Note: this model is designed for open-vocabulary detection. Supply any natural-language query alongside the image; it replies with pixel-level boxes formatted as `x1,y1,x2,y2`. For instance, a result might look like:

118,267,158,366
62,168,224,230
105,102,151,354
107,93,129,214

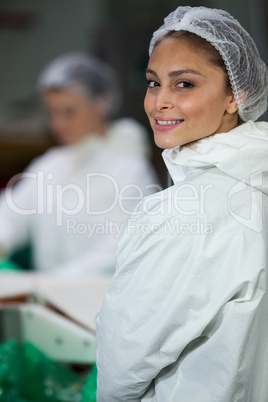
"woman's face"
43,89,106,145
144,38,238,149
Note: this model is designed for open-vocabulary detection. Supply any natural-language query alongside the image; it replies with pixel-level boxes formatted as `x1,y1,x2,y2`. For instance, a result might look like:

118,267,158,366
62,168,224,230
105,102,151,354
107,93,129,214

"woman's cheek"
178,96,204,117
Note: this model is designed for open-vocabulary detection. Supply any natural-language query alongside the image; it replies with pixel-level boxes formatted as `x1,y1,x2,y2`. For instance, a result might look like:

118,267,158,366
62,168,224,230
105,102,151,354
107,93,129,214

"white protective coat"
0,118,159,274
97,120,268,401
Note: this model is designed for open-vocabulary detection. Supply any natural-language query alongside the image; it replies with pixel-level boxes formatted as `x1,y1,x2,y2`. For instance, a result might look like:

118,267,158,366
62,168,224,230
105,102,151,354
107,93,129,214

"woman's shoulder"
117,166,268,279
128,165,267,241
134,168,233,218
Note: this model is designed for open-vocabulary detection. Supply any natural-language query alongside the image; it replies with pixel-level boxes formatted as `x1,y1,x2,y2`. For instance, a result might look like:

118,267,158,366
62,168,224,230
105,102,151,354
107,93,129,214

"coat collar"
162,120,268,195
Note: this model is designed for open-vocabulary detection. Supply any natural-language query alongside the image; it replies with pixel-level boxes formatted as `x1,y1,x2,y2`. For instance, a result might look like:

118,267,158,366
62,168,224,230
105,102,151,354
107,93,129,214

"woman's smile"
154,117,184,131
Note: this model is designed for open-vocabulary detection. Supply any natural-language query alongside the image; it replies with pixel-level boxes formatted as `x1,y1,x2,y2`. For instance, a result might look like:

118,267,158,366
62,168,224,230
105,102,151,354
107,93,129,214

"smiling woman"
144,36,238,148
96,6,268,402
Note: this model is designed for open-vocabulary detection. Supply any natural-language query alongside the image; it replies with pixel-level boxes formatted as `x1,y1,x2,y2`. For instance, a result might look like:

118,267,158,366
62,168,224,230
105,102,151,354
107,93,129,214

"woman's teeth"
156,120,183,125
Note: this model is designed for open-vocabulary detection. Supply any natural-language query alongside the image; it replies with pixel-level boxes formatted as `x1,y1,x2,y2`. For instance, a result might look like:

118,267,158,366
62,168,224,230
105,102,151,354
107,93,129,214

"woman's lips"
154,118,184,132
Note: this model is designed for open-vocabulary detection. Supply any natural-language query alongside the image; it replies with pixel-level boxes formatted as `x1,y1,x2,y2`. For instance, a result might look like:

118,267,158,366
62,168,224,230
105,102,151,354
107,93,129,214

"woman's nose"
155,88,174,111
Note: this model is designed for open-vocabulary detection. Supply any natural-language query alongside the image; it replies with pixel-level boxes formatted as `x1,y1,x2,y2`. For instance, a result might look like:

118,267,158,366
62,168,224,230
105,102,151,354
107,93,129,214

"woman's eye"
177,81,194,89
147,80,160,88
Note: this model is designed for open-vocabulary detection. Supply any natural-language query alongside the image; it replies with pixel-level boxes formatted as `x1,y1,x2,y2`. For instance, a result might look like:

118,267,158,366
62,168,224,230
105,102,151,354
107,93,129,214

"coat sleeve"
96,210,267,401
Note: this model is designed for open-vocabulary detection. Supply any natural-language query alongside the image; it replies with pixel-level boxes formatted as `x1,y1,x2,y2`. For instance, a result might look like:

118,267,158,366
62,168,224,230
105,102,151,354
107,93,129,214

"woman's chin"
153,133,183,149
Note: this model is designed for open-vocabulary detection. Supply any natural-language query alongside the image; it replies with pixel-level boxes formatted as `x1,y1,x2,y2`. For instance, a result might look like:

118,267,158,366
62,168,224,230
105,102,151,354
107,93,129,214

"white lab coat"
96,120,268,401
0,118,159,274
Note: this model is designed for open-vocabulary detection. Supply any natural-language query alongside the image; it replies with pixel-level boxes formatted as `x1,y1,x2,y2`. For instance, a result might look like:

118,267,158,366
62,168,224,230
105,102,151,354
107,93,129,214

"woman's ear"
226,91,248,115
226,93,239,115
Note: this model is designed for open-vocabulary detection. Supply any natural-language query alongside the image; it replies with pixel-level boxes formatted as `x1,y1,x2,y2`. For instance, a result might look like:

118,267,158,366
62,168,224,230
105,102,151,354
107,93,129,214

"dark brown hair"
155,30,232,95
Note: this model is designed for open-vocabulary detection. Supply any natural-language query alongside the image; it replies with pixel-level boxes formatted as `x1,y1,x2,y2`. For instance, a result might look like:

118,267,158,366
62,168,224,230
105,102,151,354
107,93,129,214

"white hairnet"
149,6,268,122
38,53,120,117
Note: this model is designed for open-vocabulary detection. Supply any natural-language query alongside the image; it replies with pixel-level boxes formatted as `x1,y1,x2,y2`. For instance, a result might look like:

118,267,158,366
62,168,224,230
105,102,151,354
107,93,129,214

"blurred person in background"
0,53,159,275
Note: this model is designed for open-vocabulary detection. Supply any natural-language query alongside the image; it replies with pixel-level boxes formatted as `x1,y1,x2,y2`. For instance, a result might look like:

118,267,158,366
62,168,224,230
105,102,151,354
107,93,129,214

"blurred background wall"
0,0,267,186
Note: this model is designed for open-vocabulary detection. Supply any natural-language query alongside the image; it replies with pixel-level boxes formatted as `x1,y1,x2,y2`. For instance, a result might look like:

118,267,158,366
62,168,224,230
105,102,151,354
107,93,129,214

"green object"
0,246,33,271
0,340,97,402
81,363,97,402
0,258,21,271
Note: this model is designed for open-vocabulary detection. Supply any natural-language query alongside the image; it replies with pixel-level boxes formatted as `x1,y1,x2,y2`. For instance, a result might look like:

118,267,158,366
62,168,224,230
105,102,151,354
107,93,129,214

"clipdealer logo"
4,171,162,226
5,168,264,235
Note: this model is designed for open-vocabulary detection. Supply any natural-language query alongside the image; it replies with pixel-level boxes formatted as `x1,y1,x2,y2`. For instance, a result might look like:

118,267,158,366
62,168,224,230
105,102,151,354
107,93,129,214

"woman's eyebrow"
169,69,204,77
146,68,204,77
146,68,158,77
